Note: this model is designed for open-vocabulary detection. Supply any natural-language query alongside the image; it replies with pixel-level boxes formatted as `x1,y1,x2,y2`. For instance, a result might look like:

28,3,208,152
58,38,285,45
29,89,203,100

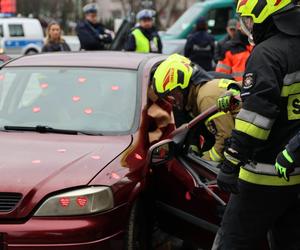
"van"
0,18,44,56
160,0,236,54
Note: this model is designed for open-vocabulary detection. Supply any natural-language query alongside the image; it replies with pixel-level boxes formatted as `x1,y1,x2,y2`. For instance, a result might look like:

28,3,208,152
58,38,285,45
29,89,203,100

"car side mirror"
149,139,175,166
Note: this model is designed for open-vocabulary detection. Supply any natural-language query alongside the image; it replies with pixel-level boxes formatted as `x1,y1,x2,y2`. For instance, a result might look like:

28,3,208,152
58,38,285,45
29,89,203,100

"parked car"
0,52,267,250
0,18,44,56
160,0,236,54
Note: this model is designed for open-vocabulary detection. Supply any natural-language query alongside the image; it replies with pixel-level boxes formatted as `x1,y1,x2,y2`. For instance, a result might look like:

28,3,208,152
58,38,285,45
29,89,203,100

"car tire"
125,198,154,250
25,49,38,55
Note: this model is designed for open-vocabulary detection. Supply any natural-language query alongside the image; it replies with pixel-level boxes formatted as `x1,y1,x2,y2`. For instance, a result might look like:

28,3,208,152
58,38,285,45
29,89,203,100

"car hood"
0,132,132,218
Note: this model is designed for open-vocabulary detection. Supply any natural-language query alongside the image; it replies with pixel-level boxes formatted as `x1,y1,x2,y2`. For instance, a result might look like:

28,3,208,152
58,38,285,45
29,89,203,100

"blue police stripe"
5,39,43,48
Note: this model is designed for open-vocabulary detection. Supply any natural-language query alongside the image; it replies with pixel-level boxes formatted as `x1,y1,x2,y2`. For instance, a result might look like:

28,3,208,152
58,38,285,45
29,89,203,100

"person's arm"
275,130,300,181
216,50,232,75
76,23,101,50
124,34,136,52
101,30,113,44
199,95,235,162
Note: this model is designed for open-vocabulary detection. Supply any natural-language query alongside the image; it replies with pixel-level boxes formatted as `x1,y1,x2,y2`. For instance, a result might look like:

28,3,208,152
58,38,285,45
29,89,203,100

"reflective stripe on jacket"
216,45,252,82
239,163,300,186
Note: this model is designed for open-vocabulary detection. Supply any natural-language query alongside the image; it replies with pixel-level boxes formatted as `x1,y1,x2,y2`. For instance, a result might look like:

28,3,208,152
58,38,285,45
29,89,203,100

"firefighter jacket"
216,31,252,82
230,32,300,186
186,79,239,162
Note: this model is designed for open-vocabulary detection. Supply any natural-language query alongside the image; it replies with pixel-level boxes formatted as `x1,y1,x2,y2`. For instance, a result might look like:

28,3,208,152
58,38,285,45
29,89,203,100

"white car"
0,17,44,56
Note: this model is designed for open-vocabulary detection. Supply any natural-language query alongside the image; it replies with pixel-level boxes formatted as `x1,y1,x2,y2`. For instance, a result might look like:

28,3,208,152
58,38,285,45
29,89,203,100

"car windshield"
0,67,137,135
166,4,203,36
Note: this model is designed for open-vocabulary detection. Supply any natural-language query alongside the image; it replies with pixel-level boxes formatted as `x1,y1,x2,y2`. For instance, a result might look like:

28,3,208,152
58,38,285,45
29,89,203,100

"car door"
151,144,228,249
5,23,25,55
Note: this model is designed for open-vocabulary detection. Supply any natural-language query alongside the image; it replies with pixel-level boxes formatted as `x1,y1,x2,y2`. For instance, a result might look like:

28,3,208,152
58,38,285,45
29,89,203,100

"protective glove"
275,148,300,181
217,88,240,112
217,148,244,194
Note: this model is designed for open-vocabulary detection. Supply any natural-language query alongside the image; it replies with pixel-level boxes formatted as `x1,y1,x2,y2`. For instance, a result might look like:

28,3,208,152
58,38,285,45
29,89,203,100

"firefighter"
213,0,300,249
125,9,162,53
215,21,252,82
152,54,240,162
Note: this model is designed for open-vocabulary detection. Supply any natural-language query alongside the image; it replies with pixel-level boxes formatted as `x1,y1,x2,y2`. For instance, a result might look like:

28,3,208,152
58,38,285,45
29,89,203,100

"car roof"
0,17,40,23
4,52,162,70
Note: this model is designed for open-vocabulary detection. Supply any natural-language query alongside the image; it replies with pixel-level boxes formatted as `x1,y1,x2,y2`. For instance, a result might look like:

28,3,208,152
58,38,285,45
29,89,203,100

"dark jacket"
184,30,215,71
230,26,300,165
42,41,71,52
125,27,162,53
76,21,112,51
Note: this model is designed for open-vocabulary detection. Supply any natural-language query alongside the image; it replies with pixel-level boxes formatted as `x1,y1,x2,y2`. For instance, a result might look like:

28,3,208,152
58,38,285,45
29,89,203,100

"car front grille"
0,193,22,212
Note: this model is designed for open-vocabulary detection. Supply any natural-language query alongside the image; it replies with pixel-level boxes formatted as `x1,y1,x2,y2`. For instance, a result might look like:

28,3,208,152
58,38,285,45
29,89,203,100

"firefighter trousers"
212,180,300,250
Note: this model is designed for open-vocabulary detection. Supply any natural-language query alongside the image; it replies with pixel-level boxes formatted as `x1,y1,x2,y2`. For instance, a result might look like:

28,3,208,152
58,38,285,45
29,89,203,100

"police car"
0,18,44,56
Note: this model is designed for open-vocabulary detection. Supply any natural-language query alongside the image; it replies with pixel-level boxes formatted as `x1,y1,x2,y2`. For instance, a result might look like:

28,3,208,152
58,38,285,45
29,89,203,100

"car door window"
9,24,24,37
207,7,233,35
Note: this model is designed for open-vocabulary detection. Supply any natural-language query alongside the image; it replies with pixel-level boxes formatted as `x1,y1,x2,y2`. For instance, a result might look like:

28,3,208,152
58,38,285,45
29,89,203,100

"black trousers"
212,181,300,250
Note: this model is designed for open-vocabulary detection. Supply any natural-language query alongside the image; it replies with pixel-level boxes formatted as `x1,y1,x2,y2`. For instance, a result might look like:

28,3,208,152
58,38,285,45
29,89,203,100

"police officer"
125,9,162,53
152,54,240,162
76,3,112,51
213,0,300,249
184,17,215,71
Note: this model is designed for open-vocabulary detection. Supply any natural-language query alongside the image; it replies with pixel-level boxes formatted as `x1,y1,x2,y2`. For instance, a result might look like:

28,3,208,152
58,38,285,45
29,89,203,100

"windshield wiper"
4,125,103,136
4,125,78,135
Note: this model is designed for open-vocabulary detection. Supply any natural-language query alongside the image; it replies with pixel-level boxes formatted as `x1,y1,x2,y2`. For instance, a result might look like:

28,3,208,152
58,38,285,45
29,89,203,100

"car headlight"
34,186,114,216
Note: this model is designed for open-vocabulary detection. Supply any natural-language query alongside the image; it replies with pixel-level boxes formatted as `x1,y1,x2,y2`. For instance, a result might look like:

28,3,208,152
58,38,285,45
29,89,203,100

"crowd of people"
41,3,251,85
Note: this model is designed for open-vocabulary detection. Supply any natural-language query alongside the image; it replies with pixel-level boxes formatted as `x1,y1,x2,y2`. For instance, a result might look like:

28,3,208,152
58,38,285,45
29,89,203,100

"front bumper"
0,204,128,250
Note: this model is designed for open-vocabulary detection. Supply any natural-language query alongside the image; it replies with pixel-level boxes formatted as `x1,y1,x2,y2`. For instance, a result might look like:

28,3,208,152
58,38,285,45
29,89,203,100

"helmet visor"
239,16,255,45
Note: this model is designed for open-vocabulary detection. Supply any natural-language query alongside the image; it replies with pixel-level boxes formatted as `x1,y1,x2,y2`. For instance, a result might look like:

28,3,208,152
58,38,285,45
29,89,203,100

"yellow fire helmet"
237,0,293,24
166,53,191,64
153,56,193,97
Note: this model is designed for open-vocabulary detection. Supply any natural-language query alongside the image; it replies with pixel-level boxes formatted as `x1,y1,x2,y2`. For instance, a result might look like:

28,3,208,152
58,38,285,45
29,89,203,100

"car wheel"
125,198,154,250
25,49,38,55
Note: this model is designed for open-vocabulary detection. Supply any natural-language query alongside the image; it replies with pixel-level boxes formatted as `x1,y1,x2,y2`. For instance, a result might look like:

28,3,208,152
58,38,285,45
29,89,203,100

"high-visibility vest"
132,29,158,53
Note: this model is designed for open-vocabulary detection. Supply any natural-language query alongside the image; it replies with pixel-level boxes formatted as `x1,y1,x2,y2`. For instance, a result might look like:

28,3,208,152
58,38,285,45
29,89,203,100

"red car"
0,52,266,250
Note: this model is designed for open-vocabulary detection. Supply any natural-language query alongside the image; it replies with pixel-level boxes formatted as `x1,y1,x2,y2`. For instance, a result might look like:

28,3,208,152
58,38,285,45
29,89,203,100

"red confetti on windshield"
32,160,41,164
91,155,100,160
111,85,120,91
84,108,93,115
40,83,48,89
78,77,87,84
72,96,81,102
0,75,5,80
111,172,121,180
134,153,143,160
32,107,41,113
185,192,191,201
